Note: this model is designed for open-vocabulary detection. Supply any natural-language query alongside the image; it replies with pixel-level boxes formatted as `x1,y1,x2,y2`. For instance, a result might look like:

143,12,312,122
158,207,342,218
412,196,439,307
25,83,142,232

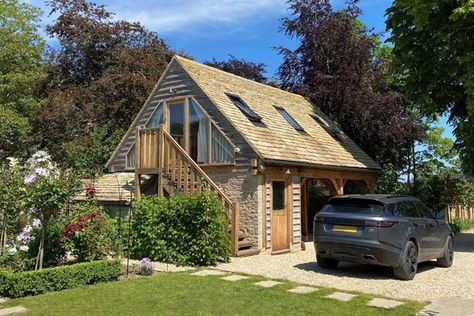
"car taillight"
364,220,398,227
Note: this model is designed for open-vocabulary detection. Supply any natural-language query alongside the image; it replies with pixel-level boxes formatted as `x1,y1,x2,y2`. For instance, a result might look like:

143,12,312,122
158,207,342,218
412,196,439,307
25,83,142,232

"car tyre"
317,255,339,269
393,240,418,280
437,235,454,268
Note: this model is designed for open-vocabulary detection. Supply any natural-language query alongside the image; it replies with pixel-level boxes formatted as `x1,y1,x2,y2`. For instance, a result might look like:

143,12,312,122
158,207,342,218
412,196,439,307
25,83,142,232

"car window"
322,199,384,216
397,201,422,218
415,201,434,219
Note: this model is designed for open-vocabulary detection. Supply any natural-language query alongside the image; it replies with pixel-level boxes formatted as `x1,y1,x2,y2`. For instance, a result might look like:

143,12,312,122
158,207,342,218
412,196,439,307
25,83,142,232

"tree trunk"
0,222,7,256
35,224,45,270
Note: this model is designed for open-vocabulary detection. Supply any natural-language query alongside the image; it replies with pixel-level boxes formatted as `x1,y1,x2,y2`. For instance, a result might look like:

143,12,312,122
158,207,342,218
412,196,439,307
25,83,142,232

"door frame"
270,174,292,254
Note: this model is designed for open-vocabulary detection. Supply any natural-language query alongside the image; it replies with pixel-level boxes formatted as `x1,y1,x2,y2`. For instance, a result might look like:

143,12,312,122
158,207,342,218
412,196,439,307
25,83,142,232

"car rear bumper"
314,236,402,267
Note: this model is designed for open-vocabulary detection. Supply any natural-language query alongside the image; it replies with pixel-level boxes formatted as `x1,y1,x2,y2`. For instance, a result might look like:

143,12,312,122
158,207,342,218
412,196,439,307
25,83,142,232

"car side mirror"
435,212,444,220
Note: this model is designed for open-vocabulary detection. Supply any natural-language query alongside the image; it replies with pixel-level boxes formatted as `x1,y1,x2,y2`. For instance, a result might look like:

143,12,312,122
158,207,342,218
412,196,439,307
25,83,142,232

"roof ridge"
174,55,306,101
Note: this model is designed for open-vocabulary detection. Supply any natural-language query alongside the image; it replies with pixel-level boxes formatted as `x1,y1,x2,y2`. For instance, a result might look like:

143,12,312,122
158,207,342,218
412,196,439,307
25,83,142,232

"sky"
25,0,454,140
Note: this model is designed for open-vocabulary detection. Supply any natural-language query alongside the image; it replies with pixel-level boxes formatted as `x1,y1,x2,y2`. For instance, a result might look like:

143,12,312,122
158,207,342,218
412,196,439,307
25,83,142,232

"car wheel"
393,240,418,280
317,254,339,269
437,235,454,268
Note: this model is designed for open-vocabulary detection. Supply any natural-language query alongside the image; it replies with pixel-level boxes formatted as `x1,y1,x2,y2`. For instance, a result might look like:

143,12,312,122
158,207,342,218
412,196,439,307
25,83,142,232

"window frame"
124,96,236,170
274,106,305,132
226,93,262,123
309,113,345,142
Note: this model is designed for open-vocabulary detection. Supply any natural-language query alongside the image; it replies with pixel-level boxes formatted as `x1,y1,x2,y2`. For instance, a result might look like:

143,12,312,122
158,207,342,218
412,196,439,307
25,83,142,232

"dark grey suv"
313,195,453,280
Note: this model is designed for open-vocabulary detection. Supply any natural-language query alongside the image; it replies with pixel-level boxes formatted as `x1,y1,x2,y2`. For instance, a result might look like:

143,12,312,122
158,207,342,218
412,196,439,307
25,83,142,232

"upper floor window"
275,106,304,132
126,97,234,168
226,94,262,123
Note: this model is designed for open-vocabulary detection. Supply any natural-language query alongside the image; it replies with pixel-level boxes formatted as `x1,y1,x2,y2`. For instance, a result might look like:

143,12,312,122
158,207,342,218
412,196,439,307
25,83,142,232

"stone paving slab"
325,292,356,302
0,298,8,304
288,286,318,294
192,269,227,276
221,275,249,282
368,298,404,309
0,306,27,315
418,297,474,316
254,280,282,288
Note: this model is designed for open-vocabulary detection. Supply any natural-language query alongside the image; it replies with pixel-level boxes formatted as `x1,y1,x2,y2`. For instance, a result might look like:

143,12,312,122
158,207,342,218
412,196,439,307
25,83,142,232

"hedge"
0,259,121,298
132,192,231,266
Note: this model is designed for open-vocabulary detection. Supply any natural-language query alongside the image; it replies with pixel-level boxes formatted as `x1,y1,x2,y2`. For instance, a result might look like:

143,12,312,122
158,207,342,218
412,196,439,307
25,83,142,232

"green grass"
1,271,424,316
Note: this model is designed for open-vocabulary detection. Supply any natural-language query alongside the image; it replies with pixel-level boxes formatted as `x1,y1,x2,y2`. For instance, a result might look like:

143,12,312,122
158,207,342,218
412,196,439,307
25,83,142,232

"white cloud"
109,0,286,33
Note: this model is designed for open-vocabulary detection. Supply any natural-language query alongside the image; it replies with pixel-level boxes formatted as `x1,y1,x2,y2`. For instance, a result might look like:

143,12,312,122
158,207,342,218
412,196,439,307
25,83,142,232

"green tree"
0,0,45,160
34,0,174,175
386,0,474,173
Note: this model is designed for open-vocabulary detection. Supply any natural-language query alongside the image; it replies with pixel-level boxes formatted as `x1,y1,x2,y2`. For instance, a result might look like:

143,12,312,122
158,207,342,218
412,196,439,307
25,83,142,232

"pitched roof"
75,173,135,203
174,56,380,171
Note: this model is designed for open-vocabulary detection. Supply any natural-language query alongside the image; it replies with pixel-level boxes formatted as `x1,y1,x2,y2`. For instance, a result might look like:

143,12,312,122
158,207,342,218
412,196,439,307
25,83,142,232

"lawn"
1,271,424,316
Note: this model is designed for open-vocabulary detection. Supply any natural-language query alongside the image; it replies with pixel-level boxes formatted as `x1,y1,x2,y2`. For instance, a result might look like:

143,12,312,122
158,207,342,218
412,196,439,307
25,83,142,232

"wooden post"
134,127,141,200
301,178,307,240
157,126,164,196
232,202,240,257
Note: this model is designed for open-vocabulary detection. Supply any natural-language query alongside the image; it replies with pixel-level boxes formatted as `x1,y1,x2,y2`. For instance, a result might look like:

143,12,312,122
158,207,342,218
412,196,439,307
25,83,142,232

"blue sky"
26,0,454,140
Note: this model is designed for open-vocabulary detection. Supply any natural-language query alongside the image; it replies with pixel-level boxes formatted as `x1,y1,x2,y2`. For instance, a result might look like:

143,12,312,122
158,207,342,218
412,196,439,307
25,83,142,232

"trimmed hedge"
132,192,231,266
0,259,121,298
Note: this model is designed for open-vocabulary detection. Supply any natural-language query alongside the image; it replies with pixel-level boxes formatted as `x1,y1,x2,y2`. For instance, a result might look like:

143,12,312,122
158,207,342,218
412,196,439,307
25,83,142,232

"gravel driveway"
218,230,474,302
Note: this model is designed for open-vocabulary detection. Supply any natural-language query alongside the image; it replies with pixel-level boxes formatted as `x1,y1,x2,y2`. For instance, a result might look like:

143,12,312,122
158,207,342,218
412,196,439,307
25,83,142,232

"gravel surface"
217,230,474,302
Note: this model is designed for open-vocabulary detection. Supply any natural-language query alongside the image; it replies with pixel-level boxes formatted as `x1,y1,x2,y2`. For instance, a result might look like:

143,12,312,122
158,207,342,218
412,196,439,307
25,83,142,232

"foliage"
34,0,174,173
278,0,421,166
0,259,121,298
137,258,154,276
375,163,406,194
449,177,474,208
27,218,67,268
0,0,45,160
132,192,231,266
411,174,450,212
386,0,474,173
63,125,125,177
62,200,116,262
0,245,34,272
205,55,267,83
23,151,78,269
0,272,425,315
450,218,474,234
0,163,27,254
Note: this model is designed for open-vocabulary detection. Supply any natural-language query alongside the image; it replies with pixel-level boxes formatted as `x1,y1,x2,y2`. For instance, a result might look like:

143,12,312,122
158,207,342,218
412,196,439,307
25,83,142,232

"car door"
398,201,430,260
415,201,445,256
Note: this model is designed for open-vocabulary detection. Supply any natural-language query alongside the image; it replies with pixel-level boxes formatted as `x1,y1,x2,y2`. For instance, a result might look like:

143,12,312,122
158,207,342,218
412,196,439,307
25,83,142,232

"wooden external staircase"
134,126,258,257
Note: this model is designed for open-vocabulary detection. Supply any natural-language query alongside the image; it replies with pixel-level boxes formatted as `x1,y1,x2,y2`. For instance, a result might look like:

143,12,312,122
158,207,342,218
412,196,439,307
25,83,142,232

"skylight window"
310,113,345,142
275,106,304,132
227,94,262,122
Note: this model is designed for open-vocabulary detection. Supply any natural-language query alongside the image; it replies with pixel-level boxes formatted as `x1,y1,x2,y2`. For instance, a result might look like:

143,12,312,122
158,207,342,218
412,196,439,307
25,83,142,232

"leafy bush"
132,192,231,266
62,200,116,262
450,218,474,234
27,218,67,268
0,259,121,298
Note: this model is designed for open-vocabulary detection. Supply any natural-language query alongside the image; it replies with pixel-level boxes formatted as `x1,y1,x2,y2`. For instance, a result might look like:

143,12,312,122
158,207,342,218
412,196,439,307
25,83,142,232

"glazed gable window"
126,97,234,168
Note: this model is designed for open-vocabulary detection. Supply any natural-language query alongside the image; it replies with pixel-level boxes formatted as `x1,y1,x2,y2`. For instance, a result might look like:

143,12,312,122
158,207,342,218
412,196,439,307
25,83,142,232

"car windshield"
321,199,385,216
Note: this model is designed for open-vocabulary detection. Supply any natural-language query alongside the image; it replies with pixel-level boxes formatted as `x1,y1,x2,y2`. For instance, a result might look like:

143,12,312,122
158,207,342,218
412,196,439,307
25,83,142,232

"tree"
386,0,474,173
278,0,421,166
0,0,45,160
34,0,174,174
205,55,267,83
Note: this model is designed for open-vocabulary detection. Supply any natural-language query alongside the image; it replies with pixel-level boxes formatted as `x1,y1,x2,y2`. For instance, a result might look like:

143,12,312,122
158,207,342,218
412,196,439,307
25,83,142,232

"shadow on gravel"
294,260,439,280
454,231,474,253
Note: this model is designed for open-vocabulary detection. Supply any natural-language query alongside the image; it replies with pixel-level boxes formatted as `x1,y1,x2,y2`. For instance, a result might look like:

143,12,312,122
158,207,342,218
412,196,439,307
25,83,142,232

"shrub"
132,192,231,266
450,218,474,234
137,258,154,276
27,218,67,268
62,200,116,262
0,259,121,298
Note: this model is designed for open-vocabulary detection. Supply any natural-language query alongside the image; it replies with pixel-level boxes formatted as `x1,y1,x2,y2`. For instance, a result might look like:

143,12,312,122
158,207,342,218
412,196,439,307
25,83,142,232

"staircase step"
237,248,260,257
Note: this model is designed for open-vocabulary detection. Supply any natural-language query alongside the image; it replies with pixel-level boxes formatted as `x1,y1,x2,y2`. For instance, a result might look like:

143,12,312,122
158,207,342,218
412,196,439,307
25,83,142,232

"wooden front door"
271,179,290,252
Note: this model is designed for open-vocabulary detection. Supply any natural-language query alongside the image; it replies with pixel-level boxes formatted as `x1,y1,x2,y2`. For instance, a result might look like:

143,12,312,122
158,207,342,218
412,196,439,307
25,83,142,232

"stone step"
237,248,260,257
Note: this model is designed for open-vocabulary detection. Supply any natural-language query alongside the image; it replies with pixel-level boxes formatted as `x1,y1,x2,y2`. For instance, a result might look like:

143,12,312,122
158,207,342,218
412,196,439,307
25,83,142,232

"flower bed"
0,259,121,298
